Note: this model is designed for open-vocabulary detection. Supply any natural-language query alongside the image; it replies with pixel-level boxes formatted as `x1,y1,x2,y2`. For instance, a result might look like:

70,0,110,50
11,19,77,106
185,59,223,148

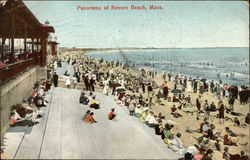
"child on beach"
84,112,97,123
108,108,117,121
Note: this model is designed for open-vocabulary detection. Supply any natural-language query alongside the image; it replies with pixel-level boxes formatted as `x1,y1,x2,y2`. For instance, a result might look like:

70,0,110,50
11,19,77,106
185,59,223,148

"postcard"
0,0,249,160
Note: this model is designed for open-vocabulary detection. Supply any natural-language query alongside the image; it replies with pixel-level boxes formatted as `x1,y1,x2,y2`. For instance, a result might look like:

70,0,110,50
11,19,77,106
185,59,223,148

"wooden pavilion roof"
0,0,55,38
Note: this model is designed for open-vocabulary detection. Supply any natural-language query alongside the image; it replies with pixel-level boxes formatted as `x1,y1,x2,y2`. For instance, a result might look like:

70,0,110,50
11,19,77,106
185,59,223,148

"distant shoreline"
59,47,249,53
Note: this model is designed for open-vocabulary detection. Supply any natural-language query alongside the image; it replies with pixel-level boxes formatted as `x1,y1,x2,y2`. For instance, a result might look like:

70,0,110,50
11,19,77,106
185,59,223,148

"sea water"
85,48,249,86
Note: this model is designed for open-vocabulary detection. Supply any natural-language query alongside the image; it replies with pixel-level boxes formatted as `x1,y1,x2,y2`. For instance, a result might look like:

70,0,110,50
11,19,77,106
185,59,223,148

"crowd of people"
49,52,249,160
9,79,51,127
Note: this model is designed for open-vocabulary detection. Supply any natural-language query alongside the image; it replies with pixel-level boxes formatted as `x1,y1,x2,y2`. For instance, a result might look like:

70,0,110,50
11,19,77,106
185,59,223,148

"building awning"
48,41,59,45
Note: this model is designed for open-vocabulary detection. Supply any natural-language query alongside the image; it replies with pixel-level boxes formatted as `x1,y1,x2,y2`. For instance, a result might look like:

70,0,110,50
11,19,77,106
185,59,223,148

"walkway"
3,87,181,159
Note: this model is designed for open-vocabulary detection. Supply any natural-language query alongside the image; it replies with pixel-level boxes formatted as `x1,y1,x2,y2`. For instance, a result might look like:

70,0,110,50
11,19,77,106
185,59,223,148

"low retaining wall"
0,66,47,139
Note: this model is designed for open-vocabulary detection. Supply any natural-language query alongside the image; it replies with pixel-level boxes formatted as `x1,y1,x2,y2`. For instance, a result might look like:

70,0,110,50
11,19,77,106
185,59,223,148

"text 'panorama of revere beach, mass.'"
76,5,165,11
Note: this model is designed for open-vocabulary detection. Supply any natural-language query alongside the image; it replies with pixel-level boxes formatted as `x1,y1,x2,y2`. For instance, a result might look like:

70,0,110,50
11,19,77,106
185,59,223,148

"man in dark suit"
53,71,59,87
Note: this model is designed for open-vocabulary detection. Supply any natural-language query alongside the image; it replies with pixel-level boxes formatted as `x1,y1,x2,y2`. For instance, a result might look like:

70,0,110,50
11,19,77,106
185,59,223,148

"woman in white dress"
187,80,193,93
102,79,109,95
65,77,71,88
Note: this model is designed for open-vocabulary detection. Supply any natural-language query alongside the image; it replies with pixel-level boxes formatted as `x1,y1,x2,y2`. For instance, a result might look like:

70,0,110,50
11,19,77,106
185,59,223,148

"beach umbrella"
116,87,126,93
171,89,182,94
177,85,184,90
200,78,207,82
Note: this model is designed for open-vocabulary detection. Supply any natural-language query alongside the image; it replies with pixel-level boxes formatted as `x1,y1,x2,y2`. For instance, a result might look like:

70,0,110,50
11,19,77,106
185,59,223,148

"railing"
0,58,36,84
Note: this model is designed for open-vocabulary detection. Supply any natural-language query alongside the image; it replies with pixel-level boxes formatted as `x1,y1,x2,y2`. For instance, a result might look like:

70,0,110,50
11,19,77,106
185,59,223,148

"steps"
4,87,181,159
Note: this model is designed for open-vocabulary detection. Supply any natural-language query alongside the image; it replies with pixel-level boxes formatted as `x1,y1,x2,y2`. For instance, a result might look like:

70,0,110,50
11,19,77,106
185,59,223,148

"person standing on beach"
228,93,235,113
193,80,198,93
215,84,222,99
75,70,81,83
196,97,201,111
128,97,136,116
65,77,71,88
147,83,154,104
162,81,169,98
199,81,204,94
90,75,96,92
141,80,146,93
83,72,90,90
102,78,110,95
210,80,215,93
218,103,225,124
52,71,59,87
187,80,193,93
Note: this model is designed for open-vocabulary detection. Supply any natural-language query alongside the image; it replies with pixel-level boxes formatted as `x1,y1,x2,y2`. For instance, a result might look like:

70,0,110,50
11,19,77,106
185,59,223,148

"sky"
25,1,249,48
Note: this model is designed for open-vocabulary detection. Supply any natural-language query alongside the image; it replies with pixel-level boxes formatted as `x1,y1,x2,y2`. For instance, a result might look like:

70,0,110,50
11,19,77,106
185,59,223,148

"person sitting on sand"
180,144,200,160
223,134,237,146
223,147,230,160
214,139,221,151
154,119,164,138
171,105,183,118
89,96,100,109
193,148,205,160
200,121,209,135
155,112,163,119
108,108,117,121
173,95,180,102
245,113,250,124
163,123,174,148
145,111,157,127
84,112,97,123
170,133,186,155
201,149,213,160
139,108,149,123
225,127,244,138
83,110,90,121
233,117,240,126
208,101,217,112
171,105,177,113
239,151,249,160
134,105,143,118
205,124,217,140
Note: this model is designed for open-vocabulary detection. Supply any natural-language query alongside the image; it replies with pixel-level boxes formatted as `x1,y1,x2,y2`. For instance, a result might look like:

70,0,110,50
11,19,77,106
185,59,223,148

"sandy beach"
54,49,249,160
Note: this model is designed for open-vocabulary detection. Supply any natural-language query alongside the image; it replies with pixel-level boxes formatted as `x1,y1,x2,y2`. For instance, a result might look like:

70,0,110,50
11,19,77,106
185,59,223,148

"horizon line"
59,46,249,49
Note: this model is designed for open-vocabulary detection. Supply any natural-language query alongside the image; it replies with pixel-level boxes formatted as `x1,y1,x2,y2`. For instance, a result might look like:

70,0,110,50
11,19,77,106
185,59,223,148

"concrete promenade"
3,87,181,159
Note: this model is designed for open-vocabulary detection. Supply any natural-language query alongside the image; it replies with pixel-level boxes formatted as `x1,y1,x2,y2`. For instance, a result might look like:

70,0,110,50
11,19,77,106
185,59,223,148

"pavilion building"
0,0,58,138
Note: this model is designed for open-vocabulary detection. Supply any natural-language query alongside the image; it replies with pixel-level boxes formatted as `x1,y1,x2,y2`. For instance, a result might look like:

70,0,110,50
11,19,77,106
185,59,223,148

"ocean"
85,47,249,86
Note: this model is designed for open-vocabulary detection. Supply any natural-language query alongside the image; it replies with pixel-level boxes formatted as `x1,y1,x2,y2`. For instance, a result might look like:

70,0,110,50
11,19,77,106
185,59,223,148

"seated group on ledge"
9,79,51,127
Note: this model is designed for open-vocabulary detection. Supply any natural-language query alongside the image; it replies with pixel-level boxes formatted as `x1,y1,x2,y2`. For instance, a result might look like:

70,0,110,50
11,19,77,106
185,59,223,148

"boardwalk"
4,87,181,159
